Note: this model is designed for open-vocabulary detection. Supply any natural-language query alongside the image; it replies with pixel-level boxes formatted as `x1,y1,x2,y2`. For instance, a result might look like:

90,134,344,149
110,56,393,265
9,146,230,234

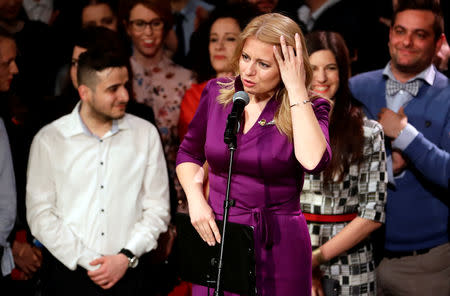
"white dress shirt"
26,104,170,271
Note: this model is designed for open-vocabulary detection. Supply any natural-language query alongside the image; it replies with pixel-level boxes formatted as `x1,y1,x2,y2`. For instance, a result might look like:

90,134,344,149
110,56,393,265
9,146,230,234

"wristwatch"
119,248,139,268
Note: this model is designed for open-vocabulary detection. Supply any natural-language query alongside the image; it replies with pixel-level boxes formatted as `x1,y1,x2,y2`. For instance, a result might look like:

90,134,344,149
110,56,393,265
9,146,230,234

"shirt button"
101,232,104,236
100,185,104,189
100,162,104,165
100,139,103,143
101,209,104,213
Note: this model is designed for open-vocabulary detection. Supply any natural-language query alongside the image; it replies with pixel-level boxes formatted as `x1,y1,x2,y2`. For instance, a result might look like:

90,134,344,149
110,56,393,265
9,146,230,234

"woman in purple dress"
176,13,331,296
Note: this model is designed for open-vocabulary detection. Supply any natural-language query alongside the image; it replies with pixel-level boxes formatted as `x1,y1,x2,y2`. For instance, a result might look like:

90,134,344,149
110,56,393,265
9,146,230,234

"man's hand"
392,149,408,175
377,107,408,139
87,254,129,290
12,240,43,278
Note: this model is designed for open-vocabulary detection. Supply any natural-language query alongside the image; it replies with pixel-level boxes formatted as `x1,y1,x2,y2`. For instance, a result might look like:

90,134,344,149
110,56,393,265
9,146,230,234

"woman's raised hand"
273,33,307,96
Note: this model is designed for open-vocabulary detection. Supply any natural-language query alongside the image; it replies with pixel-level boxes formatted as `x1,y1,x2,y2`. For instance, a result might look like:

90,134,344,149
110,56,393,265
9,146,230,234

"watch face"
129,256,139,268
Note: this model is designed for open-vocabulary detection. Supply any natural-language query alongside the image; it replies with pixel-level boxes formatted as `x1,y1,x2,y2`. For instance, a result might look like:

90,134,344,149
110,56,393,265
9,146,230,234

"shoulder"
362,118,385,149
350,69,384,87
45,112,73,134
33,118,65,148
363,118,384,137
123,113,158,135
311,97,332,112
432,71,450,92
202,77,233,97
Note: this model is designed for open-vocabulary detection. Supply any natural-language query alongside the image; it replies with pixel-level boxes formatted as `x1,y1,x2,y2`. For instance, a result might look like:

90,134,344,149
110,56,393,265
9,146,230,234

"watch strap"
119,248,135,260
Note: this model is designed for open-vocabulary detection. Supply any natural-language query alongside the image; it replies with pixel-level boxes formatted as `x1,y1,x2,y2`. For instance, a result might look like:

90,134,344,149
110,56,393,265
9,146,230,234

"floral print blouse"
130,54,195,205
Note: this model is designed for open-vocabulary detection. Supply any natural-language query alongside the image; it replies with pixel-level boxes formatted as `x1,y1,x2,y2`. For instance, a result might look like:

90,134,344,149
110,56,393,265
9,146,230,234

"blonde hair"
217,13,313,140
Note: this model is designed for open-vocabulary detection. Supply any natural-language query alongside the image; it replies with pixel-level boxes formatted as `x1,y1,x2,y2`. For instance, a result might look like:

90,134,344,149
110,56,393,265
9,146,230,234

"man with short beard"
349,0,450,295
26,49,170,296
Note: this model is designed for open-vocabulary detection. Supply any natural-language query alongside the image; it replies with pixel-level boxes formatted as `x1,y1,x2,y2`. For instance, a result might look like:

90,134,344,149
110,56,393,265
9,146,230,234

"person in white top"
26,48,170,295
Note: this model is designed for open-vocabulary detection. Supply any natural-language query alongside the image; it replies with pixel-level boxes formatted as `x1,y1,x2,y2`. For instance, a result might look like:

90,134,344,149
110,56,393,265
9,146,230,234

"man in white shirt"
26,48,170,295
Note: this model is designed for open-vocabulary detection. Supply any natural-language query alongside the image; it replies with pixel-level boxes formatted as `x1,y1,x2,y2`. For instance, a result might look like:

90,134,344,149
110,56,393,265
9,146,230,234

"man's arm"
26,131,101,271
124,125,171,256
378,107,450,188
0,118,16,276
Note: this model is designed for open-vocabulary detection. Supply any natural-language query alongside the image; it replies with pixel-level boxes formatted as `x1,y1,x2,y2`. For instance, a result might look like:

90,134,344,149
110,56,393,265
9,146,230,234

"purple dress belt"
213,197,301,249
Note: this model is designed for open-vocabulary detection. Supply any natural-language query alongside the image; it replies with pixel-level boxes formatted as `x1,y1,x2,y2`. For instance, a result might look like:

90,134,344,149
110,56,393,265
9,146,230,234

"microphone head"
233,91,250,106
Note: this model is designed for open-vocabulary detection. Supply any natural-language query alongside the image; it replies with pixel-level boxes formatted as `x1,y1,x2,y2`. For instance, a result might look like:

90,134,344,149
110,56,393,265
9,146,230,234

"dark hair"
80,0,117,10
188,2,260,82
393,0,444,41
77,49,128,89
0,26,15,42
119,0,173,36
74,26,126,56
306,31,365,183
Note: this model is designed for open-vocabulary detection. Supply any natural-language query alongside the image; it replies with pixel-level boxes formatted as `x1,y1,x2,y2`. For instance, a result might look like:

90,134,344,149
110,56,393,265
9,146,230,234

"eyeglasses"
129,19,164,32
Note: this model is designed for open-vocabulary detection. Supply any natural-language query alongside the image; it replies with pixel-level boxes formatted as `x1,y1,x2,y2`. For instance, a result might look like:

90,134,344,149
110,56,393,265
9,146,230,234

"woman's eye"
259,62,269,68
242,54,249,61
226,37,236,42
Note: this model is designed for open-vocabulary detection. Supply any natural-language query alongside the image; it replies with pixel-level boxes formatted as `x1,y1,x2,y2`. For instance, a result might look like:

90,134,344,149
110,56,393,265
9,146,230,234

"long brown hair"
306,31,364,183
217,13,313,141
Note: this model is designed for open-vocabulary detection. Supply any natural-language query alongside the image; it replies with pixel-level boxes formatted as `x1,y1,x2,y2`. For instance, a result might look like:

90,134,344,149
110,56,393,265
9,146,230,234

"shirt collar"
61,101,129,138
383,62,436,86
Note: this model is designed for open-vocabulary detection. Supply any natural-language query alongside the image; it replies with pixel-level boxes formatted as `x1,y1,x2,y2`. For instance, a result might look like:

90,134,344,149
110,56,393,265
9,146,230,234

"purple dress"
176,77,331,296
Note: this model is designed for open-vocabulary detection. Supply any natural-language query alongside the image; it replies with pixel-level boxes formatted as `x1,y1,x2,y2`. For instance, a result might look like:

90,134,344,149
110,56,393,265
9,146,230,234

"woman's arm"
273,34,328,170
176,162,221,246
312,217,381,268
314,120,387,267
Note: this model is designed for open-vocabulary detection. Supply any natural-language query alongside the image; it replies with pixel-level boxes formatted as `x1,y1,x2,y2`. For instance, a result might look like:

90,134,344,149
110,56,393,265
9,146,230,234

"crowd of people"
0,0,448,296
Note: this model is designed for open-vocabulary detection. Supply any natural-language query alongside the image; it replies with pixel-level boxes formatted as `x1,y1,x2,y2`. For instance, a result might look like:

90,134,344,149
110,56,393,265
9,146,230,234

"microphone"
224,91,250,145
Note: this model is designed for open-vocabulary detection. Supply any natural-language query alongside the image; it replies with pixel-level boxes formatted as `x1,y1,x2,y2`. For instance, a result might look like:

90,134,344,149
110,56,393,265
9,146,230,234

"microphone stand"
214,113,239,296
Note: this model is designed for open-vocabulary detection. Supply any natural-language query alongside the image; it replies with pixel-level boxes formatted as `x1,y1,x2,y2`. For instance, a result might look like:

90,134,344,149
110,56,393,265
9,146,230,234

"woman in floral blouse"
122,0,195,208
300,31,387,296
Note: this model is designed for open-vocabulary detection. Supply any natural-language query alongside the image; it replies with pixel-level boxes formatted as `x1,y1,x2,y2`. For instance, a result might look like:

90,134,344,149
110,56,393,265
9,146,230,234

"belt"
384,248,431,259
212,198,301,250
303,212,357,223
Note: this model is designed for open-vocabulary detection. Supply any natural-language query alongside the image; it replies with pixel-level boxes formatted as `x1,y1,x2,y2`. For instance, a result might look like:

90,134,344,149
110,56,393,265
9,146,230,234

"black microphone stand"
214,112,239,296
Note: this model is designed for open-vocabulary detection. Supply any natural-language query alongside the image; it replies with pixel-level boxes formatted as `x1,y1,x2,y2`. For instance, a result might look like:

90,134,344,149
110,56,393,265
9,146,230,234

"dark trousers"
39,250,155,296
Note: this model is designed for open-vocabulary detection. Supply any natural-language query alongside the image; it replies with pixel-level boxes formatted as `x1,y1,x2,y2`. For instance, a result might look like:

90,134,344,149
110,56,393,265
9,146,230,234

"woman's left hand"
273,33,307,96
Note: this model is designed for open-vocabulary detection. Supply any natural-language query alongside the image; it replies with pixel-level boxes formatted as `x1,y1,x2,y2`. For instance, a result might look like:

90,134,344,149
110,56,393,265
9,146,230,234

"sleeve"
358,121,387,223
303,98,332,174
0,118,16,247
176,80,214,167
178,85,202,142
26,131,101,271
125,125,171,257
390,111,450,189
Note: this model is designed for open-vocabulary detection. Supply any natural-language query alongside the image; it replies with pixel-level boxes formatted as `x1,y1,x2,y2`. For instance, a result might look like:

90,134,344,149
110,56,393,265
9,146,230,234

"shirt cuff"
392,123,419,150
77,249,102,271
